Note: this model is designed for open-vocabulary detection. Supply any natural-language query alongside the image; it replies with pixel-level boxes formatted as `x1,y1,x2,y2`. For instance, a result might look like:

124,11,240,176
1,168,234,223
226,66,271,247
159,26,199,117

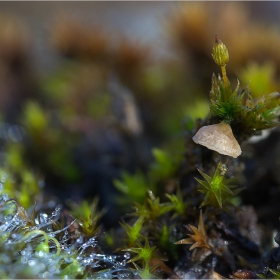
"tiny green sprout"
123,237,164,278
155,223,178,260
175,211,211,251
124,237,157,265
120,216,145,247
149,148,178,181
195,162,240,208
69,198,105,237
131,262,159,279
132,190,173,221
158,223,170,248
114,170,149,208
165,187,186,218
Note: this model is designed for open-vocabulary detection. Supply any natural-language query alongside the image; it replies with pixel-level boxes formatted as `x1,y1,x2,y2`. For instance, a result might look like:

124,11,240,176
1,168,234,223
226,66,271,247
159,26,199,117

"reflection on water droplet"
28,259,36,266
102,272,111,278
37,251,46,258
123,252,130,260
76,237,83,244
119,260,126,266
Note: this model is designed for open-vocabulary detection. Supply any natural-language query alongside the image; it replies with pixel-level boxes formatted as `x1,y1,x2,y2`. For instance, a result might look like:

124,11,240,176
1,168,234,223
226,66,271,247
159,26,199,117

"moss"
2,5,280,278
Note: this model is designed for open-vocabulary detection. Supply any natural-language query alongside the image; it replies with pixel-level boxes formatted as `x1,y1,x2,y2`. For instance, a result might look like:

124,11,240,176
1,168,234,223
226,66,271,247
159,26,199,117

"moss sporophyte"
212,35,229,68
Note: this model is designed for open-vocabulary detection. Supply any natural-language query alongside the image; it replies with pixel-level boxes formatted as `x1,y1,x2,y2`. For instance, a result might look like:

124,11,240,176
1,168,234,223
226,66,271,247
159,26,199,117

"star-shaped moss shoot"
175,211,211,251
122,237,164,278
195,162,239,208
123,237,157,265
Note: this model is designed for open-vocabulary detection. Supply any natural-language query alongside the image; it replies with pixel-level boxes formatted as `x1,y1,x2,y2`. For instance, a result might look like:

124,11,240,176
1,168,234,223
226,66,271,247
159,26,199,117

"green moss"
2,23,280,278
209,43,280,135
123,237,162,279
69,198,104,238
195,162,241,208
120,217,145,247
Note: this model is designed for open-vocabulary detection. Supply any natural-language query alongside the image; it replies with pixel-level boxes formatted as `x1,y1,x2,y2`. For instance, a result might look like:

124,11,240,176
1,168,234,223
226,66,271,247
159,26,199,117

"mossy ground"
1,2,280,279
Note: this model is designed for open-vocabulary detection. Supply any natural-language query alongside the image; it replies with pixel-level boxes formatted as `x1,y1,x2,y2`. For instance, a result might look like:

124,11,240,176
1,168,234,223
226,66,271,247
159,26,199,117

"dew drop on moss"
76,236,83,244
118,260,126,266
123,252,130,260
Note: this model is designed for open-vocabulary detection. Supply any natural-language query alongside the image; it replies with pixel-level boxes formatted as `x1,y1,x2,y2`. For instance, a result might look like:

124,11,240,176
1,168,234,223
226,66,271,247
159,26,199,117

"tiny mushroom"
192,122,242,158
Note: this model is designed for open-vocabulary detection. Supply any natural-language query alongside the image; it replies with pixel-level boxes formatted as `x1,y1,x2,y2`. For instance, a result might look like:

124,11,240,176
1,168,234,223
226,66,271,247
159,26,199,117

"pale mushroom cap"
192,122,242,158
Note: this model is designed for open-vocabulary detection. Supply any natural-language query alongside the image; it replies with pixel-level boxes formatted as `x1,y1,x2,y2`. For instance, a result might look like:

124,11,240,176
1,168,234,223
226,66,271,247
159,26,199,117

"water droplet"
119,260,126,266
76,237,83,244
37,251,46,258
123,252,130,260
46,227,52,232
41,213,48,222
28,259,36,266
83,258,90,265
102,272,111,278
